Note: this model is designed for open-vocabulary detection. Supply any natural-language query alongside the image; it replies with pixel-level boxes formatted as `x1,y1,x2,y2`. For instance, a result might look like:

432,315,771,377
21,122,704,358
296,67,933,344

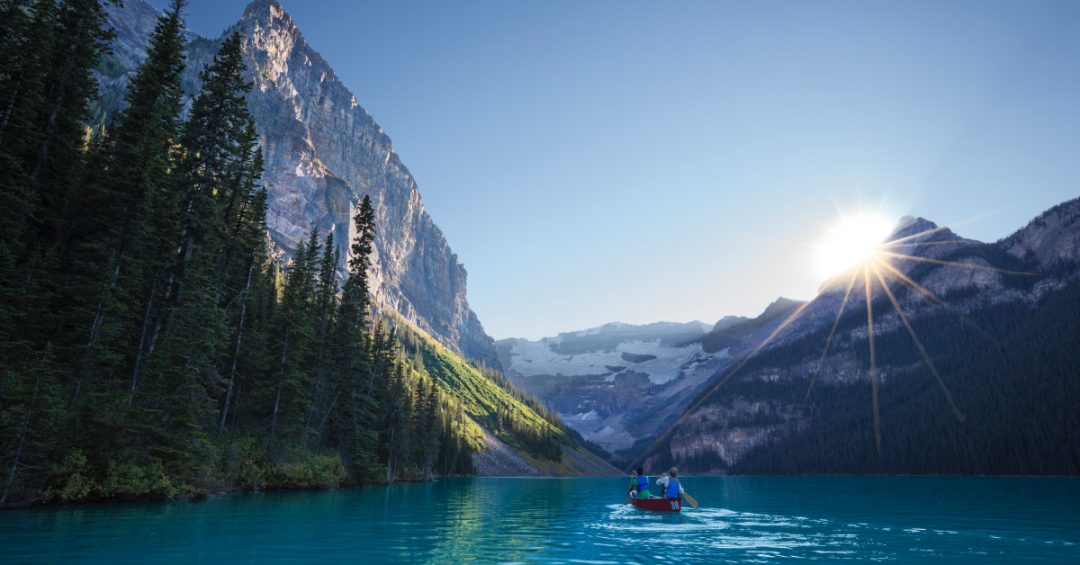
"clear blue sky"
153,0,1080,339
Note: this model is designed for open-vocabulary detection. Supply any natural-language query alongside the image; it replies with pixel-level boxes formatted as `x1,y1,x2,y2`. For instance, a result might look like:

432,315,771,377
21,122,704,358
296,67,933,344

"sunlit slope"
396,319,618,476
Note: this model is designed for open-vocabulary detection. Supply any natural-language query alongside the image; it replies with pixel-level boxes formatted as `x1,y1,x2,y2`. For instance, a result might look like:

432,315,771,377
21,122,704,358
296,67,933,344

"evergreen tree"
413,378,440,481
220,188,269,432
332,195,378,480
305,232,340,449
265,229,318,457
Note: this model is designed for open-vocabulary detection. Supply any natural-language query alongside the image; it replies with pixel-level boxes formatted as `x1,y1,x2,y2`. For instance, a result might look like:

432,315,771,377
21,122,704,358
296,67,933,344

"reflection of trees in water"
426,478,561,562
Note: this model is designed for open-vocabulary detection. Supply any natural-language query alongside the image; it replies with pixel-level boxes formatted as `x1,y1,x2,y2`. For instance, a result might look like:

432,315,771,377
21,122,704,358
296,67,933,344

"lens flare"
815,213,895,278
635,205,1035,468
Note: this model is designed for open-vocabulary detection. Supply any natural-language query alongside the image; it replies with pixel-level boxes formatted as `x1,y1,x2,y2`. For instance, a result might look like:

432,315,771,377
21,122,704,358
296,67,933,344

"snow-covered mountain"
497,310,805,464
97,0,498,367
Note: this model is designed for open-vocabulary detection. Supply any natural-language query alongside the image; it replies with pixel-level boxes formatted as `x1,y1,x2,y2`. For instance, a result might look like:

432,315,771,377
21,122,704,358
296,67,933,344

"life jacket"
665,478,680,499
635,475,649,493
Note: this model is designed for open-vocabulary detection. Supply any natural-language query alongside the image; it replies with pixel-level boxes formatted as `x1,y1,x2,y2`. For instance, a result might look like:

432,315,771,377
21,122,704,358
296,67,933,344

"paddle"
682,492,699,508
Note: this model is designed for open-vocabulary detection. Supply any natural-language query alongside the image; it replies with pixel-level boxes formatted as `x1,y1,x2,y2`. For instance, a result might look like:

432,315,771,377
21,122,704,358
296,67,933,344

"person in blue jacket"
656,467,684,499
627,467,653,498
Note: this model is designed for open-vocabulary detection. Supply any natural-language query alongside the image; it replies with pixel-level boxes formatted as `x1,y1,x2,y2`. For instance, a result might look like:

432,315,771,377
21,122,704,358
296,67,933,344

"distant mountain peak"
888,216,958,244
761,296,804,318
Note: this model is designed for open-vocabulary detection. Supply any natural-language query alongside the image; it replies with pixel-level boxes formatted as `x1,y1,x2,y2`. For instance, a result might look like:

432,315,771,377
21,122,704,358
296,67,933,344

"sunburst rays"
650,217,1035,466
879,251,1033,276
870,263,966,422
863,263,882,452
798,220,1027,450
805,271,858,402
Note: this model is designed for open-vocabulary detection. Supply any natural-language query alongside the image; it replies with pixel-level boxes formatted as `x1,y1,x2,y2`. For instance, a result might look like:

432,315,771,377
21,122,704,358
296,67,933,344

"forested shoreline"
0,0,575,508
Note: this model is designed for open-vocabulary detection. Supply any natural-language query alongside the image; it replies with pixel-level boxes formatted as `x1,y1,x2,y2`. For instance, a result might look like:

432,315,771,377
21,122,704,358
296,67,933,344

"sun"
815,212,896,279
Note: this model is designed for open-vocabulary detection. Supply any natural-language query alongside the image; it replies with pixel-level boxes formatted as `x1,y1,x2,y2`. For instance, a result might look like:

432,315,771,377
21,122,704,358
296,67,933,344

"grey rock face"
99,0,498,367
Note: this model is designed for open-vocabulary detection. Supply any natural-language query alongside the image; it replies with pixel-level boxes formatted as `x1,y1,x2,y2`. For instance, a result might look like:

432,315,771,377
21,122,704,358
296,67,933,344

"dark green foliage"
0,2,575,507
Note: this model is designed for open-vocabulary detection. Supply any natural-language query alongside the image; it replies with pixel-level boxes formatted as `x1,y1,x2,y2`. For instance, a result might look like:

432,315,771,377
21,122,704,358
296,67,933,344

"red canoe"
630,496,682,512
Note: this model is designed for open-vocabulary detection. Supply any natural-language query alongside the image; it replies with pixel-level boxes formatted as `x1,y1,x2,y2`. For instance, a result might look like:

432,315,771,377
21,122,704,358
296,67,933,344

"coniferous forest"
0,0,554,507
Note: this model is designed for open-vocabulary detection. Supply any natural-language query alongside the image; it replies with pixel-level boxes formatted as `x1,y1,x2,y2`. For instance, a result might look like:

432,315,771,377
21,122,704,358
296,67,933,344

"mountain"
497,308,811,466
511,200,1080,473
638,198,1080,475
90,0,615,477
97,0,498,368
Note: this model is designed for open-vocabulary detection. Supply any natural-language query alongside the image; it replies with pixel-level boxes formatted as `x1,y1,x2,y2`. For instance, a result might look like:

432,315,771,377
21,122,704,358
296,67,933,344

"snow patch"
508,338,705,385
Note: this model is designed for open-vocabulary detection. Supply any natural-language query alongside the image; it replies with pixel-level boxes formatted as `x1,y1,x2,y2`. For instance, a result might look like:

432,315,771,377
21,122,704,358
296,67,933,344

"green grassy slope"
392,317,617,476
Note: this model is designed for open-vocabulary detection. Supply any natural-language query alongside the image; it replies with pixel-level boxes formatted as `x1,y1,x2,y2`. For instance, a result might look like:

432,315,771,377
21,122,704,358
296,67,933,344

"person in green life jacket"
627,467,653,498
656,467,684,499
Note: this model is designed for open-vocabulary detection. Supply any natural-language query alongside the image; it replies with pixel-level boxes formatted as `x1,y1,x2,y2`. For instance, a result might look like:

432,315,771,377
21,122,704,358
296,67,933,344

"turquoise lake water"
2,476,1079,563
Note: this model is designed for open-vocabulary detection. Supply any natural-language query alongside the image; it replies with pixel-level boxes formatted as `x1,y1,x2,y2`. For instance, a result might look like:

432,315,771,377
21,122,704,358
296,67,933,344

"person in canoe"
656,467,684,499
627,467,654,499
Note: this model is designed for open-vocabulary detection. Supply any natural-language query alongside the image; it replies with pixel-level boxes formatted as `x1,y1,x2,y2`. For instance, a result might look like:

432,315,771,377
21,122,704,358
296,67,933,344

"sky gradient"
152,0,1080,339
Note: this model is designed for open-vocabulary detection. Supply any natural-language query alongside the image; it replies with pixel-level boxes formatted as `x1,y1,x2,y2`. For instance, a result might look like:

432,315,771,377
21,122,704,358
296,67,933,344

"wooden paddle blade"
683,493,698,508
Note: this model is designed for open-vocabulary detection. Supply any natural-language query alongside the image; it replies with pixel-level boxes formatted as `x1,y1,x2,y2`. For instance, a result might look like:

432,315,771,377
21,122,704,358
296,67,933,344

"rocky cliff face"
99,0,498,367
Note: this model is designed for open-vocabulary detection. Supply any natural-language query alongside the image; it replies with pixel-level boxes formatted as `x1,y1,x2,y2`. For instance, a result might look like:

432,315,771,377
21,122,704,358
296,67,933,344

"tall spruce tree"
265,229,318,457
333,195,378,480
305,232,340,450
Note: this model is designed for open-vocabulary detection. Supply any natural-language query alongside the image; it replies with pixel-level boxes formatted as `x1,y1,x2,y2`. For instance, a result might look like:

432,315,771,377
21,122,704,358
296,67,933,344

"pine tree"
265,230,318,457
0,0,113,506
332,195,378,480
415,379,441,481
305,232,340,449
220,188,269,432
382,359,411,484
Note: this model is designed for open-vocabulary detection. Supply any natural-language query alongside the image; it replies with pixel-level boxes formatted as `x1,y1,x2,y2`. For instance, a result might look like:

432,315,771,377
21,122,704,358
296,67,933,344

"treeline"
649,272,1080,475
0,0,476,507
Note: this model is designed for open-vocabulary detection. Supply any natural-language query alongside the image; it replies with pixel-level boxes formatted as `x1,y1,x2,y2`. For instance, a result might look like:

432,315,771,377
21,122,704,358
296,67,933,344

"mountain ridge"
506,202,1080,473
638,198,1080,474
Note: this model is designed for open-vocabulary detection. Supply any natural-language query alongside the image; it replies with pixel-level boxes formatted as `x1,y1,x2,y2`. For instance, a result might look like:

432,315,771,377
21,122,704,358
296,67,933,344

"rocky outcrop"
99,0,498,367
